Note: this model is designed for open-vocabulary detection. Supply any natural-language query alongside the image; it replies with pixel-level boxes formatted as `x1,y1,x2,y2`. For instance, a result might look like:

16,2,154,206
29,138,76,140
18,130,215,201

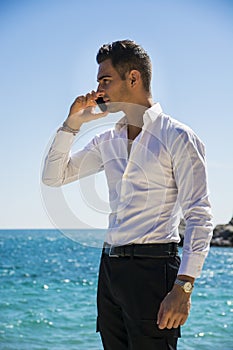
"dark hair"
96,40,152,92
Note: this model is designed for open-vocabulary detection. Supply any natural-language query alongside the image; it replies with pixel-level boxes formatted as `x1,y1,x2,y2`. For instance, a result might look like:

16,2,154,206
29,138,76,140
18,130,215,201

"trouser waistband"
102,242,178,258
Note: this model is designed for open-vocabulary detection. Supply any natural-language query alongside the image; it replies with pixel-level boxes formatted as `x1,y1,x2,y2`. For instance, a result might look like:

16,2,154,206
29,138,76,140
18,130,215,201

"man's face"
97,59,131,113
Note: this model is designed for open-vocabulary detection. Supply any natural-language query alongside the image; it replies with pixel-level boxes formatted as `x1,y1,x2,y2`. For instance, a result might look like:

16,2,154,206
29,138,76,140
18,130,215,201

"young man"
42,40,213,350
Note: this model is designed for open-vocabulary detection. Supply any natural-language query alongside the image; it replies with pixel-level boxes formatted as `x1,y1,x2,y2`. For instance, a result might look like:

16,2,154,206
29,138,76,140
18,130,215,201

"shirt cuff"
51,130,75,153
178,251,207,278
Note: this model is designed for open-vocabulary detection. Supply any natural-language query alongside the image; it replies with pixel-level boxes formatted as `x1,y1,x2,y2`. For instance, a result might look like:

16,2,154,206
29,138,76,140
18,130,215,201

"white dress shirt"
42,103,213,278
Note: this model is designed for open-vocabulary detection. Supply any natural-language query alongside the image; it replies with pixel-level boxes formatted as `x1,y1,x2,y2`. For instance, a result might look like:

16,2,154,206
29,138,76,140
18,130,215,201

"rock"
211,217,233,247
178,217,233,247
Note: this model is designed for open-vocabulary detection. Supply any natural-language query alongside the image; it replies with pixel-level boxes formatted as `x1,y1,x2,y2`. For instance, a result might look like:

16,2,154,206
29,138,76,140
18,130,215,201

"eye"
103,79,111,85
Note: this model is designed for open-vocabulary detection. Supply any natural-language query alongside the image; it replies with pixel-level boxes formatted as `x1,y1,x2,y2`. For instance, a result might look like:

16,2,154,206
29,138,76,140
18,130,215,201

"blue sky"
0,0,232,229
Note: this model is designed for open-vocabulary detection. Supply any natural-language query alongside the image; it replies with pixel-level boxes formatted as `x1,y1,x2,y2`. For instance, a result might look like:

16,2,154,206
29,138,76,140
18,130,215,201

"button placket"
115,129,142,224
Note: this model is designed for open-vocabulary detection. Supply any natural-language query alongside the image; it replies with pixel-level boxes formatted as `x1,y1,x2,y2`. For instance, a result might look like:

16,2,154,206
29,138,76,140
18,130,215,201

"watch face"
184,282,193,293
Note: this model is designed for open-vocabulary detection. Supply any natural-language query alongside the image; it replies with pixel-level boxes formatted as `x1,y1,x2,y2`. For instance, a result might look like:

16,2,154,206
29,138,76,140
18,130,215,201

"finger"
158,316,169,329
179,315,188,326
86,92,99,108
70,96,85,112
85,93,93,105
172,318,181,329
166,318,174,329
85,93,92,100
74,93,94,108
95,90,103,98
157,309,170,329
75,95,85,103
82,107,108,122
157,304,163,326
91,90,98,99
86,92,95,102
167,316,181,329
72,96,86,110
89,90,99,99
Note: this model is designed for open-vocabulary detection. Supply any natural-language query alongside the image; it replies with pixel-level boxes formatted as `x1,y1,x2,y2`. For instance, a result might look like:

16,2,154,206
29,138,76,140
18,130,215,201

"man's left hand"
157,285,191,329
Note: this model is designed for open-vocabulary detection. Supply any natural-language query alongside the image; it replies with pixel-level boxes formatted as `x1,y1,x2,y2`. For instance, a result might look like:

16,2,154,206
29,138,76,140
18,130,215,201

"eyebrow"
97,75,112,82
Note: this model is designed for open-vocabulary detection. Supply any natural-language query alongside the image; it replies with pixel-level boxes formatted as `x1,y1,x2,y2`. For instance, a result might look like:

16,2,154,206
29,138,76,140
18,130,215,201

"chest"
98,133,173,187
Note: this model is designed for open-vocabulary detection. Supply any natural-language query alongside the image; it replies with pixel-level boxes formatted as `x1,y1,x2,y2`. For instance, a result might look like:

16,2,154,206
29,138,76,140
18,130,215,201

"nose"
97,83,105,96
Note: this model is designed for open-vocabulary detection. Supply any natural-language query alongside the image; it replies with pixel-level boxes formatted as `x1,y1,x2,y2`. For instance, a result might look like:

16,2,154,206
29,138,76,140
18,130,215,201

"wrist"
174,278,194,294
172,284,192,301
177,275,195,284
57,121,80,136
65,115,83,131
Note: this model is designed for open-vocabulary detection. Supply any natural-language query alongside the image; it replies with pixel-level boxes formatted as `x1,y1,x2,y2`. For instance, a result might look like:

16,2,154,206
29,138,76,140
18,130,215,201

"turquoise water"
0,230,232,350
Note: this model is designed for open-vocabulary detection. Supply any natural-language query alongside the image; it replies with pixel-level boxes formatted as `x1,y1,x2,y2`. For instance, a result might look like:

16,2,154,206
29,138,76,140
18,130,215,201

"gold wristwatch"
175,278,194,293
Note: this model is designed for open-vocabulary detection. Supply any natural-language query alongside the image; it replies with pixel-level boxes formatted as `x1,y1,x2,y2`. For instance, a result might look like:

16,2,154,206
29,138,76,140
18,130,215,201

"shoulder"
150,113,206,158
159,113,204,146
158,113,195,136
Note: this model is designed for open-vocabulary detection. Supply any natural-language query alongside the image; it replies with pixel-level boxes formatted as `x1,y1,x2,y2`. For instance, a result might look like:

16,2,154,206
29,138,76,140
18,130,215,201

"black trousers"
96,252,181,350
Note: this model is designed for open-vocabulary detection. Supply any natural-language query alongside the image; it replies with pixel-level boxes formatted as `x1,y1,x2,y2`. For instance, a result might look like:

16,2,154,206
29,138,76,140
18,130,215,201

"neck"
124,96,153,140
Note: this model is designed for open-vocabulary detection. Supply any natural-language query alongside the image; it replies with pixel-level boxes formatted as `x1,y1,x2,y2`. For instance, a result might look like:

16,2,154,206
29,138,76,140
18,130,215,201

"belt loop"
109,245,119,258
130,245,134,260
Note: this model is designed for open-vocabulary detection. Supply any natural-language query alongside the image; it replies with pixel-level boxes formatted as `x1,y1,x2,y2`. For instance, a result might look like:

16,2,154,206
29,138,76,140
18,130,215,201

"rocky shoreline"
178,217,233,247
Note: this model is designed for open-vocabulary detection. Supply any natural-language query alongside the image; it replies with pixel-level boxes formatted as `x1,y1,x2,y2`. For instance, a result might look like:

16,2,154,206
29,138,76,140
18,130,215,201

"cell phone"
96,97,107,112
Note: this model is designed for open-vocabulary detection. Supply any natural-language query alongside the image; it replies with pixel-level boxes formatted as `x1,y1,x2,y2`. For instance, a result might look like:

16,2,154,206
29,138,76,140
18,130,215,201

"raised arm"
42,91,108,187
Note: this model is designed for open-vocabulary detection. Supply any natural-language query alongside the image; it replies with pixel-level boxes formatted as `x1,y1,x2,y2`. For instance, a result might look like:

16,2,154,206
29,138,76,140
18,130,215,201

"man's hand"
65,91,108,130
157,285,191,329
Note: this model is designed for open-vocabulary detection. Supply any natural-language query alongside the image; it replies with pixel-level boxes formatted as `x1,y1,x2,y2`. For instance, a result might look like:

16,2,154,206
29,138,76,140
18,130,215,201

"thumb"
92,111,109,120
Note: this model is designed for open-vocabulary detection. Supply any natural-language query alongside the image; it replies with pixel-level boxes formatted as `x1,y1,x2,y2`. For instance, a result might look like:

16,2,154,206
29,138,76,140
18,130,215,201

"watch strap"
175,278,194,293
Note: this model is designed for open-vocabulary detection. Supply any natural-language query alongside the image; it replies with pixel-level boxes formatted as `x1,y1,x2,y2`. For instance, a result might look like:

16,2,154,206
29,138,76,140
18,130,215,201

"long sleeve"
170,128,213,278
42,130,104,187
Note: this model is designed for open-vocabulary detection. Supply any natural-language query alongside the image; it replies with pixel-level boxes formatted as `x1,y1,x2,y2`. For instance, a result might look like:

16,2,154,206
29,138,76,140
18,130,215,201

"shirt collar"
115,102,163,132
115,116,128,131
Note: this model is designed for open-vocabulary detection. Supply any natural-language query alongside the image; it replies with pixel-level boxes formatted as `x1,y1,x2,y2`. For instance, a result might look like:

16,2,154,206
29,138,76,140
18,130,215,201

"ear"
128,70,141,87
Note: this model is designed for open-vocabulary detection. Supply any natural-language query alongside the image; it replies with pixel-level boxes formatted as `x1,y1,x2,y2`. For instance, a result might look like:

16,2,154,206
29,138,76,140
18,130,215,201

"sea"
0,229,232,350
